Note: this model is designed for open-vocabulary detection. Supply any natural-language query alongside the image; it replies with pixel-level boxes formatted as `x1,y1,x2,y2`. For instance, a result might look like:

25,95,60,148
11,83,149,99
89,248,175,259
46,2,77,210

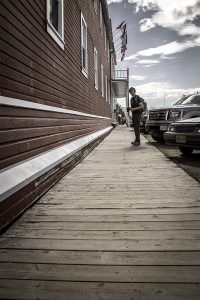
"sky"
107,0,200,108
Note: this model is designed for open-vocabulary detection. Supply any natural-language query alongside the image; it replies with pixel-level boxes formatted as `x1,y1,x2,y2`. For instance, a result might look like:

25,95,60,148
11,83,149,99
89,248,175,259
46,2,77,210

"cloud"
138,40,198,56
128,0,158,12
125,54,138,60
125,39,200,61
130,75,146,80
179,24,200,36
139,18,156,32
136,59,160,64
107,0,123,4
136,0,200,36
129,81,200,107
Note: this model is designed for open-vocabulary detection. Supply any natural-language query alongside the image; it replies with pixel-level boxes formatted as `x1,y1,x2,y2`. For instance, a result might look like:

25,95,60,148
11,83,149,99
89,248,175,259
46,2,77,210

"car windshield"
178,94,200,105
173,94,192,105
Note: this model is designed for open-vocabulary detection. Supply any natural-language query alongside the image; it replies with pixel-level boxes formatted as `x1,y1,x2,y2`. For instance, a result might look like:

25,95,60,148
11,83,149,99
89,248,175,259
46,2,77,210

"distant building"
0,0,128,230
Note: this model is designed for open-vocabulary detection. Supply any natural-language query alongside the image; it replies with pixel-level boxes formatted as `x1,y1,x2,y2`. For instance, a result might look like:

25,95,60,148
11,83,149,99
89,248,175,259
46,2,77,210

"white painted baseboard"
0,126,112,202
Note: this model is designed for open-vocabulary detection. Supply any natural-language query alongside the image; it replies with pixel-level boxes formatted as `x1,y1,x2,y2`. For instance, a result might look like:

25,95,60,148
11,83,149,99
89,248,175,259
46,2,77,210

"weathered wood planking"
20,213,200,222
1,249,200,265
13,220,200,230
4,229,200,240
1,263,200,283
1,237,200,251
1,127,200,299
0,280,200,300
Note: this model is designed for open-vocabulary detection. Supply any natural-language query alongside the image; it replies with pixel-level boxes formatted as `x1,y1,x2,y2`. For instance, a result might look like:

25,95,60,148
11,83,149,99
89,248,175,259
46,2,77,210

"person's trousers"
132,113,141,142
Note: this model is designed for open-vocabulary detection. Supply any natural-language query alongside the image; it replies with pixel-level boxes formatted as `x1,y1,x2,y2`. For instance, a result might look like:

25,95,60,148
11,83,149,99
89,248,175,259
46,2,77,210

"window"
107,40,110,62
101,64,104,97
179,94,200,105
100,2,103,36
104,25,107,51
108,80,110,103
47,0,64,50
93,0,98,13
81,13,88,77
94,47,98,90
105,75,108,101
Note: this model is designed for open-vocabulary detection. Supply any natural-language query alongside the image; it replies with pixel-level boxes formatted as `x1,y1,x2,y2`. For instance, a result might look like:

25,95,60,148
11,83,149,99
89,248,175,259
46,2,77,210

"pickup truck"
145,93,200,142
164,117,200,155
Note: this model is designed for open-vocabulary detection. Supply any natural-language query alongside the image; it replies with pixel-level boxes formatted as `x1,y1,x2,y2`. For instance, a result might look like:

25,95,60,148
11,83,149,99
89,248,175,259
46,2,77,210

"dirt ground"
144,134,200,183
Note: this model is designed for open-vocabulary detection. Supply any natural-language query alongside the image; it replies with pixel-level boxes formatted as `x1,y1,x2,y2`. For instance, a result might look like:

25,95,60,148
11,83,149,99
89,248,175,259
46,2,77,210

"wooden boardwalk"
1,126,200,299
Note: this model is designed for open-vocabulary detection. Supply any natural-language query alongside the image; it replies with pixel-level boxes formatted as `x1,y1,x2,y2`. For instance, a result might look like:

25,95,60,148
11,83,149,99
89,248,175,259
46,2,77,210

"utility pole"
163,91,166,107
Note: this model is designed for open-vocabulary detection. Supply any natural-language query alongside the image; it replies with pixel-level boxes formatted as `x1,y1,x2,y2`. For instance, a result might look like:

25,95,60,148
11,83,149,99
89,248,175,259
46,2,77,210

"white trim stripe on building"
0,126,113,202
0,96,111,119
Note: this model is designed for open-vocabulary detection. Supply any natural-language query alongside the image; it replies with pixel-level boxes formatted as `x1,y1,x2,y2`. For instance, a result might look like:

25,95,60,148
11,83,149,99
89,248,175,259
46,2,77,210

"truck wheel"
179,147,193,155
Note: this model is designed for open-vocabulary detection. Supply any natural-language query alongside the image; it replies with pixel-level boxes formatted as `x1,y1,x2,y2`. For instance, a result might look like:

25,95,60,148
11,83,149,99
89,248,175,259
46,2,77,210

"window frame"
81,12,88,78
94,47,98,90
100,2,103,36
105,75,108,101
93,0,98,14
46,0,65,50
101,64,104,97
108,80,110,103
107,39,110,62
104,25,107,51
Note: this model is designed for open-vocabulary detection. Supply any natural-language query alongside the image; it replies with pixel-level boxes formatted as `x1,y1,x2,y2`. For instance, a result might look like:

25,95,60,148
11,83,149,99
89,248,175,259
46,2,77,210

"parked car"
164,117,200,155
145,93,200,142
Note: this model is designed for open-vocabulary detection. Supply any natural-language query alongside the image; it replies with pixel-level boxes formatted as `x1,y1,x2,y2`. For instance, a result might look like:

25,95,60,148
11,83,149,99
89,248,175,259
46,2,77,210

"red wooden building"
0,0,128,230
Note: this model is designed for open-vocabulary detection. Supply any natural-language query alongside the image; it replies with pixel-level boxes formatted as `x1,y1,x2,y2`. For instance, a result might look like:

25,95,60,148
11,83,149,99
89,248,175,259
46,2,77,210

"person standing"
127,87,144,146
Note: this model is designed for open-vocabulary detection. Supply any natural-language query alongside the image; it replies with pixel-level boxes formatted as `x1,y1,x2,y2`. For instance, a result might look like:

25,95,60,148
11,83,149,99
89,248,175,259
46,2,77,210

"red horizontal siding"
0,0,112,117
0,104,110,170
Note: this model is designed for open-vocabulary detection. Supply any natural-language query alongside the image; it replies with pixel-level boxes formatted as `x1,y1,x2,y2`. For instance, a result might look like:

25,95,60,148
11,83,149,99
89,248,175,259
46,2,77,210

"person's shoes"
133,141,140,146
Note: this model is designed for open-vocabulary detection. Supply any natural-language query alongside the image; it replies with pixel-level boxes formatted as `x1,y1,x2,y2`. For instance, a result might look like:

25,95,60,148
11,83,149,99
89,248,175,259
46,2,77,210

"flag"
121,43,127,53
116,21,125,29
121,52,125,61
121,23,126,35
121,30,127,46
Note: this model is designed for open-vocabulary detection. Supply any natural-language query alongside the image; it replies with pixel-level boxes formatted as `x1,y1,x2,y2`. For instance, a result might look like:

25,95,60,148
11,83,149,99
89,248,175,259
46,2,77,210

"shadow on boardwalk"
0,126,200,299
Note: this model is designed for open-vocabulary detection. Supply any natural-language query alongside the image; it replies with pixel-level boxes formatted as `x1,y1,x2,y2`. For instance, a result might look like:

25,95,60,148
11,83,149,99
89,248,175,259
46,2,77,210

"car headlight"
168,125,176,132
196,128,200,133
171,111,181,120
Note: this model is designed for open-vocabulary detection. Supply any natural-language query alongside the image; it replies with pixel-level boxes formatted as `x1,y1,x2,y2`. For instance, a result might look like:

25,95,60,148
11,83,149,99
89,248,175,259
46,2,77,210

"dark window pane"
50,0,59,31
82,48,86,69
181,95,200,105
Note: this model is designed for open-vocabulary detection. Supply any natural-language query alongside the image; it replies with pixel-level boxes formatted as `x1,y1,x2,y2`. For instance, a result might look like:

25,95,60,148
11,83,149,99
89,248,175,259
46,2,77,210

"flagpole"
126,68,130,127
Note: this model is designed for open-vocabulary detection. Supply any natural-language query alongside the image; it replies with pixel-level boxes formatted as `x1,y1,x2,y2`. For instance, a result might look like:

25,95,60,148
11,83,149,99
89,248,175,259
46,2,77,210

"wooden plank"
4,228,200,240
26,207,200,215
1,263,200,283
33,201,200,209
0,132,85,170
0,280,200,300
1,238,200,251
1,249,200,266
0,116,101,130
0,123,103,144
21,213,200,222
0,105,100,120
14,220,200,230
0,127,98,159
